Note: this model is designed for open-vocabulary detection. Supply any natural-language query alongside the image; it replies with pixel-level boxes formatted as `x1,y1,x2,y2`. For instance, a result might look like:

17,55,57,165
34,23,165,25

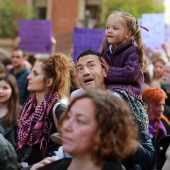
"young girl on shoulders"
101,11,149,131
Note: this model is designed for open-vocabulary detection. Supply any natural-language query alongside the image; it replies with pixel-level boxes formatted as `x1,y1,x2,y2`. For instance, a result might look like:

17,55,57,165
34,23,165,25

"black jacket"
39,158,124,170
0,125,18,170
154,135,170,170
123,130,156,170
18,101,66,165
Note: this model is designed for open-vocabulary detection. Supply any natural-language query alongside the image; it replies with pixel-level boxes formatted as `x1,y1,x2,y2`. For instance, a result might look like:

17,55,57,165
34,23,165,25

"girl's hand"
101,58,110,72
30,157,56,170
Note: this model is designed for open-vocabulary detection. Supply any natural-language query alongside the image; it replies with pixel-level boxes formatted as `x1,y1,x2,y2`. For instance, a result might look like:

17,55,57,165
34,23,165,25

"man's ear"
103,67,107,78
46,78,53,87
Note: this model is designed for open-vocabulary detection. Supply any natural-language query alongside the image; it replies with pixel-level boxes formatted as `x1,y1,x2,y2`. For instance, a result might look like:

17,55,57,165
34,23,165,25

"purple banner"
18,19,53,53
72,27,105,61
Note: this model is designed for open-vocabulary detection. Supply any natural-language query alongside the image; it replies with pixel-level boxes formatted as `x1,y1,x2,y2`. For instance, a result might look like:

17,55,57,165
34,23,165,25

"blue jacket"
102,40,144,100
8,65,31,105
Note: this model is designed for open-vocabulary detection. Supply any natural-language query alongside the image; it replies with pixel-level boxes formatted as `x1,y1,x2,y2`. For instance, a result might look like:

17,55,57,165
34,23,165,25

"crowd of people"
0,10,170,170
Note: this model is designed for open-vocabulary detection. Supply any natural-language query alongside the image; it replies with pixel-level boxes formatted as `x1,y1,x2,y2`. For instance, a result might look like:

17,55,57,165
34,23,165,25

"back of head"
38,53,74,98
60,90,139,163
0,62,6,77
164,62,170,69
162,62,170,86
2,58,13,71
142,86,167,104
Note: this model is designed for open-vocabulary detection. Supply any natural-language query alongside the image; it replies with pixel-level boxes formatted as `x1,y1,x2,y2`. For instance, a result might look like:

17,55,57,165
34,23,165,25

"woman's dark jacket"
0,125,18,170
19,102,66,165
39,158,124,170
123,130,156,170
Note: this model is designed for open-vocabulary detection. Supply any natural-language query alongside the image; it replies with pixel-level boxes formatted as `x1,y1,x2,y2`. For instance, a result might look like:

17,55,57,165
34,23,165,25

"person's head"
0,63,6,77
60,90,139,164
70,63,81,92
0,74,19,126
2,58,13,71
27,53,73,98
76,49,107,91
153,57,166,79
105,11,147,71
11,47,26,69
143,70,152,87
27,55,37,67
162,62,170,86
142,87,167,122
144,46,153,59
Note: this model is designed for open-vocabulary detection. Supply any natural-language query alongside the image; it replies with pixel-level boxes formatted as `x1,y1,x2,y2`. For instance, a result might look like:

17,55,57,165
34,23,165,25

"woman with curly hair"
17,53,73,166
31,90,139,170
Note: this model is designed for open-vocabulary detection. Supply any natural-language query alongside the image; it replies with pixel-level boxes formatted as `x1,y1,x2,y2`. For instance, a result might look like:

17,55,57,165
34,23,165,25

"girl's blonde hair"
106,11,148,71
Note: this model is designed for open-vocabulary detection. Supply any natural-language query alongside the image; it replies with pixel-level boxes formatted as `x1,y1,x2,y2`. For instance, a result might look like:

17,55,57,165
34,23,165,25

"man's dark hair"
77,49,102,62
13,47,26,57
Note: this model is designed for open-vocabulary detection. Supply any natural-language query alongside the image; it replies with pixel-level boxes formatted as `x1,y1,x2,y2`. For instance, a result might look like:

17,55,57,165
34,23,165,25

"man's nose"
83,67,90,75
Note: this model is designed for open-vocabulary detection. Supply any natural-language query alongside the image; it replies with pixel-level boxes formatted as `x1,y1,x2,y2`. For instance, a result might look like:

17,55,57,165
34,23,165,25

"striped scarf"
17,92,59,151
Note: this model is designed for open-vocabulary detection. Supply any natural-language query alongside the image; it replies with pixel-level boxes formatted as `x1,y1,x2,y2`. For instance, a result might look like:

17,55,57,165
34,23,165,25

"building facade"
0,0,169,56
11,0,103,55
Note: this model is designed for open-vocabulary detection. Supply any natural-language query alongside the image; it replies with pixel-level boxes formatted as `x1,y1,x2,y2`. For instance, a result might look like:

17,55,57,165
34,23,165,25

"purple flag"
18,19,53,53
72,27,105,61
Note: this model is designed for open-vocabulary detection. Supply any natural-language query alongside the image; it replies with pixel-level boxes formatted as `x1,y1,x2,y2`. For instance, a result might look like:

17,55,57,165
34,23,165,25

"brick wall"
52,0,78,34
54,31,73,56
51,0,78,55
0,0,78,56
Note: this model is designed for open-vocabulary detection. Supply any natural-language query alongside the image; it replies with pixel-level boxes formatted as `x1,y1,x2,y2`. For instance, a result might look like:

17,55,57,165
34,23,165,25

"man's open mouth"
84,78,94,83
